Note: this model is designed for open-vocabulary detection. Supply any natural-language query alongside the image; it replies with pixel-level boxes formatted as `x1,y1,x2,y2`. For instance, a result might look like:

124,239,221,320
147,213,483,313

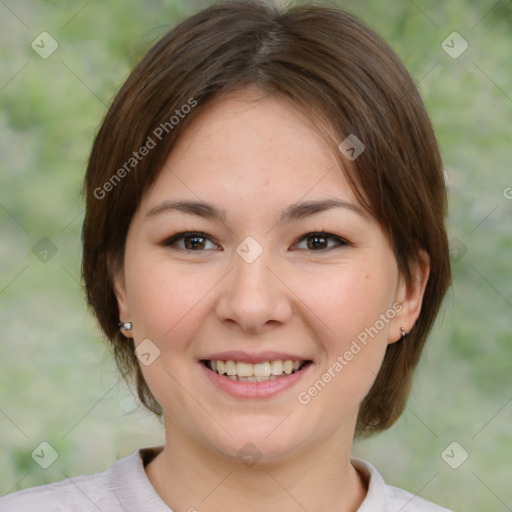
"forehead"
141,90,359,215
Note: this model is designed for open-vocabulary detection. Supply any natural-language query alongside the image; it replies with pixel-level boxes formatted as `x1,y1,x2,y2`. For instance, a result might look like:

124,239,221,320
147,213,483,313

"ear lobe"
389,250,430,344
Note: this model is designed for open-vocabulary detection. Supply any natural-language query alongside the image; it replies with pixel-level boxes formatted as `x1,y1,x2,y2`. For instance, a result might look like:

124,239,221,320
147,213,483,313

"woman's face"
114,89,425,462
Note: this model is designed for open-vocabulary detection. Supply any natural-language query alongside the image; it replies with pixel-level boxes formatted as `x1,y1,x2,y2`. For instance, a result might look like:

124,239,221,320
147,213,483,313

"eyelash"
160,231,350,252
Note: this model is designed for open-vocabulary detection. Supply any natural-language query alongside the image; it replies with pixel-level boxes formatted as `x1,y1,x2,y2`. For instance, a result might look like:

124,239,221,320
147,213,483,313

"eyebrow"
146,198,366,223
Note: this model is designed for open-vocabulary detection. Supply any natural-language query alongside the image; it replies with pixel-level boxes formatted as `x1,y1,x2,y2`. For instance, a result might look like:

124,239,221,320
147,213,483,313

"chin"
197,414,312,464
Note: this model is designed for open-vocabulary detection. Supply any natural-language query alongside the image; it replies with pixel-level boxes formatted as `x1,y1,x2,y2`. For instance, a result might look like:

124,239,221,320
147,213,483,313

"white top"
0,446,452,511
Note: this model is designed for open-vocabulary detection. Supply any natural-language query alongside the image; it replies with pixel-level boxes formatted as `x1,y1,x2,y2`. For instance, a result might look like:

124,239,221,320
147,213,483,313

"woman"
0,1,452,510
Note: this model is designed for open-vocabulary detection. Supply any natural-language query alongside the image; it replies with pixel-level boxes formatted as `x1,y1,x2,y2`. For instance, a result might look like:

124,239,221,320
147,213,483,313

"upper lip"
200,351,311,364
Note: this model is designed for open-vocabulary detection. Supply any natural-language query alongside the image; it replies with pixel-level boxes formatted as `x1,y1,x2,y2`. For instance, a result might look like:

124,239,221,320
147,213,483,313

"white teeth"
207,359,306,379
225,360,237,376
236,362,253,377
238,375,277,382
253,362,271,377
270,360,283,375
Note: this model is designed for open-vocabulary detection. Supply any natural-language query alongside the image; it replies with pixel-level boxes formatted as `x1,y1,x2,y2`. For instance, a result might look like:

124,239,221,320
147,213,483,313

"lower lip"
199,362,312,399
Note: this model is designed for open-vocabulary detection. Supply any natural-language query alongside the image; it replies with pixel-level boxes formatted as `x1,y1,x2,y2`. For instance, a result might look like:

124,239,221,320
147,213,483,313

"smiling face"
113,89,427,462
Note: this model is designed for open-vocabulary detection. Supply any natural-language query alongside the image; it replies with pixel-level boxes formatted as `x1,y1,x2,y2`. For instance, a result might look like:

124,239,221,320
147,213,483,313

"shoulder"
383,484,452,512
0,472,117,512
0,452,131,512
0,447,164,512
352,458,453,512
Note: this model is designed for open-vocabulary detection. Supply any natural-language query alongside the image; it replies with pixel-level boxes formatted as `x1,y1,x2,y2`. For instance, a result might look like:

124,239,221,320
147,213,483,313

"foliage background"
1,0,510,510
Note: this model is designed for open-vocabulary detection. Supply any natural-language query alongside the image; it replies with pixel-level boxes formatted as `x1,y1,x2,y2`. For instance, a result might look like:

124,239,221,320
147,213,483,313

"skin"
113,88,429,512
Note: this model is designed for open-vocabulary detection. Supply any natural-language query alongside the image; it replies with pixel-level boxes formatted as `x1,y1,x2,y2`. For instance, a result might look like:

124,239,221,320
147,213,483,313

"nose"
215,246,293,334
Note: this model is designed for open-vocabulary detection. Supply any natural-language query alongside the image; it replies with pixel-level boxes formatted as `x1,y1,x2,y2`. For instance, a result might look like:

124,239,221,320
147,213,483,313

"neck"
145,417,367,512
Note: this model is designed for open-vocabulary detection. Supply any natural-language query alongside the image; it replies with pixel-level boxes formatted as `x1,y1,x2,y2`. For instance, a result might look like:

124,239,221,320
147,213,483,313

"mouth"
201,359,312,382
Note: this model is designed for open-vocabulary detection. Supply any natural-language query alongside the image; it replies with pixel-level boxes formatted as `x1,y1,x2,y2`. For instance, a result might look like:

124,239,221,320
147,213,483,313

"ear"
109,255,133,338
389,250,430,344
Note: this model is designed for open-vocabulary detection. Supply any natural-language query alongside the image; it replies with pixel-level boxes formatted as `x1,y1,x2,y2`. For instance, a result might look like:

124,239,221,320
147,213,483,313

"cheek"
296,260,397,406
299,260,397,345
312,263,397,404
126,251,219,353
123,254,212,410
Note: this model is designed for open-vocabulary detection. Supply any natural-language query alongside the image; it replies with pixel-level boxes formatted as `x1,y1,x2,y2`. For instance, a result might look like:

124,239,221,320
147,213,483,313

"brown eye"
162,232,219,251
183,235,207,250
307,234,328,250
293,232,349,251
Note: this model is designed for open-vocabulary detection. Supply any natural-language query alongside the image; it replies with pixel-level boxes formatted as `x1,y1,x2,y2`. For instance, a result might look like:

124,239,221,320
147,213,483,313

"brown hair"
82,0,451,436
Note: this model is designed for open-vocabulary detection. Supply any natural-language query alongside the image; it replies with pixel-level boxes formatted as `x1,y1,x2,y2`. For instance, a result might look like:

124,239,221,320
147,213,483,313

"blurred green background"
0,0,510,510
